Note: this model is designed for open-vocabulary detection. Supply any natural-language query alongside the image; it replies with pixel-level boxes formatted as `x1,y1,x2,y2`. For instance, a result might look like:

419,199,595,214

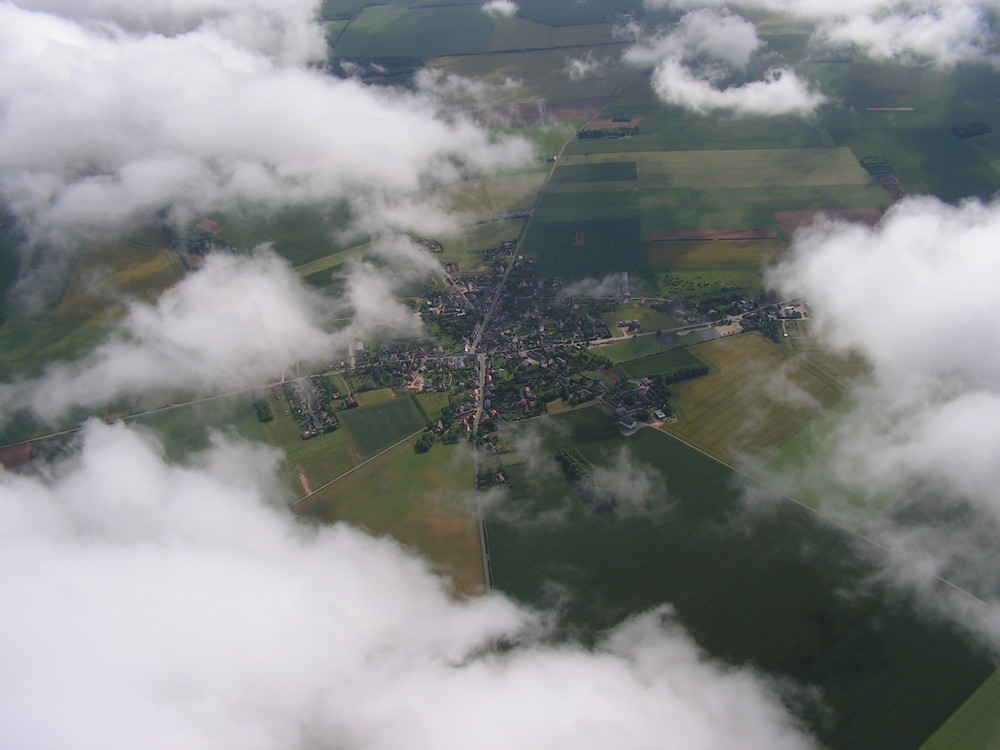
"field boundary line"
653,425,994,610
288,429,422,509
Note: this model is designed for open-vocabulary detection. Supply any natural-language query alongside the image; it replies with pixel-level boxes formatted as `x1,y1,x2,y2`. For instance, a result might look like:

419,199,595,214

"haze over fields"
3,0,1000,748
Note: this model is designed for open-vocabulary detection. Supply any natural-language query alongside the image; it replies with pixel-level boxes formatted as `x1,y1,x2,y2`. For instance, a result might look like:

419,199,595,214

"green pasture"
428,47,636,106
843,62,923,106
619,346,702,379
295,440,483,595
830,126,1000,203
515,0,643,25
295,243,367,280
665,332,842,459
414,391,452,423
599,300,678,337
918,669,1000,750
550,161,637,183
486,407,994,750
257,388,358,493
0,319,108,380
557,148,872,190
339,395,425,458
592,334,671,363
332,5,495,58
565,79,828,154
523,212,641,280
135,392,269,463
489,17,615,52
211,204,352,268
434,172,546,224
354,387,397,407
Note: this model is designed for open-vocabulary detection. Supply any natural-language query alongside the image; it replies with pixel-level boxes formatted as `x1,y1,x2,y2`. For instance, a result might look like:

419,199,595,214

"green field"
354,387,397,407
0,319,108,381
618,346,702,379
557,148,872,190
258,388,358,494
436,219,526,274
783,319,870,381
414,391,452,423
523,216,642,279
593,334,672,363
665,332,842,459
295,439,482,594
339,396,426,458
918,670,1000,750
599,300,678,337
332,5,495,58
486,407,994,750
428,47,636,106
550,161,638,183
211,204,353,268
488,16,615,52
54,237,184,324
648,239,782,271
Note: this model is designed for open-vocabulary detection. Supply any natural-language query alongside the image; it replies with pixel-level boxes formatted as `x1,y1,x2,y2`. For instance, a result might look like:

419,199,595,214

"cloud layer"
0,3,533,244
624,10,825,117
767,197,1000,641
0,419,817,750
0,237,437,425
646,0,1000,66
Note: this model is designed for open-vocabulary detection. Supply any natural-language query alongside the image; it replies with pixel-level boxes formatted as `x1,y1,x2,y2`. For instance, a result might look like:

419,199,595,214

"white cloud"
482,0,518,18
624,10,825,117
644,0,1000,66
0,240,436,424
14,0,328,64
0,4,534,246
564,52,603,81
0,419,818,750
766,196,1000,641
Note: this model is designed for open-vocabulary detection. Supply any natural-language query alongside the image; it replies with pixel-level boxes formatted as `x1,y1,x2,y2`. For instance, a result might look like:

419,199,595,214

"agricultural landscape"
3,1,1000,748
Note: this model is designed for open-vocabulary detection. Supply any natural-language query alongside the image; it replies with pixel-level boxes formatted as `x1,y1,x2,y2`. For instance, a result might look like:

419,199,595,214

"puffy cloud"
766,197,1000,642
644,0,1000,66
482,0,518,18
0,4,534,245
14,0,327,63
0,239,436,424
0,419,818,750
624,10,825,117
564,52,604,81
581,446,670,517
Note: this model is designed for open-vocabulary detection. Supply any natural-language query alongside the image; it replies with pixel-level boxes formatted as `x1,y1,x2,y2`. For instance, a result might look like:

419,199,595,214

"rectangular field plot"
648,238,783,272
523,217,642,280
918,669,1000,750
619,347,703,379
296,440,482,595
594,334,673,363
428,47,635,106
665,332,842,458
550,161,637,183
331,5,495,58
557,148,872,190
486,408,994,750
339,396,425,458
54,238,184,324
488,17,614,52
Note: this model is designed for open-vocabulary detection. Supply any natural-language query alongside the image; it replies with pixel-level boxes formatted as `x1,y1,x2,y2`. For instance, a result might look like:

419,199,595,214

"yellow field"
665,332,842,460
649,239,784,271
295,440,483,596
55,236,184,323
782,319,871,381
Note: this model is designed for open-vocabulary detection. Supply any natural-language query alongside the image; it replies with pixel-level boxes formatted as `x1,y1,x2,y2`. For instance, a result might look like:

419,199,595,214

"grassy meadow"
338,395,426,458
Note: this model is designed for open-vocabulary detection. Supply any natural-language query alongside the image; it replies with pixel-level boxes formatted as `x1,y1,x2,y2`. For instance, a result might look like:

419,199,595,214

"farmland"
54,237,184,324
664,332,842,459
331,5,496,58
486,407,994,750
338,395,426,458
593,334,673,362
618,346,703,379
0,319,108,380
296,440,482,595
